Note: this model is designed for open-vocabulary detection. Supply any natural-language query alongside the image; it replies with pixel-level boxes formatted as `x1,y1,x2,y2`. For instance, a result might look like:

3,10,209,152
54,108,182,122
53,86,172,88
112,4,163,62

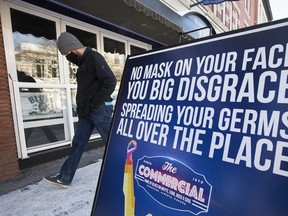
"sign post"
91,19,288,216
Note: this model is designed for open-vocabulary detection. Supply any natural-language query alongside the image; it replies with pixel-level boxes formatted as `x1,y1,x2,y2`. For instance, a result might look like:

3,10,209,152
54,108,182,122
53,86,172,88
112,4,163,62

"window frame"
1,1,151,158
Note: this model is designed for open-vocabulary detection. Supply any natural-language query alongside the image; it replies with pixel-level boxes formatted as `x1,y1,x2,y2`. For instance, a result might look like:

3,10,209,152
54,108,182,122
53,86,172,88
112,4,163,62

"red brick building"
0,16,19,179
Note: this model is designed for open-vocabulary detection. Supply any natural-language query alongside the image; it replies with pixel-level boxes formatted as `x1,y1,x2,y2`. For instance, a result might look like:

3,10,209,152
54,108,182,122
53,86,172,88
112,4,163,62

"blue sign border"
92,18,288,216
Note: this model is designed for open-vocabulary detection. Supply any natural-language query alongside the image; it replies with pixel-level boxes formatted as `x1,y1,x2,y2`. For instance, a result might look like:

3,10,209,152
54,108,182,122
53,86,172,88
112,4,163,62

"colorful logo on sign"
135,156,212,215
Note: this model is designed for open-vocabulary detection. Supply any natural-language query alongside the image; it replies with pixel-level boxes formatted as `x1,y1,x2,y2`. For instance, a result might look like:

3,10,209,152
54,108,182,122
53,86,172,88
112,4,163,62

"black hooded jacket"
66,47,116,109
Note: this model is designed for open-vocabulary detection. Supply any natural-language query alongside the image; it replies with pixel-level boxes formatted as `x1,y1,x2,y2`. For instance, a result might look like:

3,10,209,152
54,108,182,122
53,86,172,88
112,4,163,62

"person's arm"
92,52,116,104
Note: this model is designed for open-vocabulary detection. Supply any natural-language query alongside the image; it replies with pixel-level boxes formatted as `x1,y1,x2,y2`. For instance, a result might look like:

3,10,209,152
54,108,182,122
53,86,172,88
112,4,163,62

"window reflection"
103,37,126,81
71,89,77,117
68,62,78,84
11,9,59,83
20,88,65,121
130,45,147,55
17,70,41,92
66,26,97,49
9,8,150,154
25,124,65,148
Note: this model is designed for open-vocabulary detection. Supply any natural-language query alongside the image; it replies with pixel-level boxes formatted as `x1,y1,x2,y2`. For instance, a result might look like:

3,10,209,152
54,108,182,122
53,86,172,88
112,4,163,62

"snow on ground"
0,160,102,216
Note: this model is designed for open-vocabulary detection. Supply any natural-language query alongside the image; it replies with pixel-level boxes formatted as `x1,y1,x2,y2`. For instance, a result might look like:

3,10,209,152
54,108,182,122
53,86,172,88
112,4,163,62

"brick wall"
0,17,20,180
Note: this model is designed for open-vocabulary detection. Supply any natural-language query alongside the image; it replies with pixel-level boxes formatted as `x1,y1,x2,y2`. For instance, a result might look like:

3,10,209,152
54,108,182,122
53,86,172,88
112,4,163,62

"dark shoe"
43,175,70,188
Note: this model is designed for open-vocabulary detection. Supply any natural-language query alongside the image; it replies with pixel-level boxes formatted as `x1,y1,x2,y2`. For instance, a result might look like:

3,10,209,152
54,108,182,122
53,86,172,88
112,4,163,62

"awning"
22,0,183,47
123,0,182,32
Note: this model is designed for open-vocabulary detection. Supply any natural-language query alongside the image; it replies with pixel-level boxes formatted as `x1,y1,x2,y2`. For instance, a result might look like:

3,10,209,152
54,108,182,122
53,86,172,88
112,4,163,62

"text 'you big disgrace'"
117,43,288,177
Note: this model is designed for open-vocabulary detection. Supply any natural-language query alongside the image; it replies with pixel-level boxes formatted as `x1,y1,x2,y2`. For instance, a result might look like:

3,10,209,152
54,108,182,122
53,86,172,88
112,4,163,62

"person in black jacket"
43,32,116,188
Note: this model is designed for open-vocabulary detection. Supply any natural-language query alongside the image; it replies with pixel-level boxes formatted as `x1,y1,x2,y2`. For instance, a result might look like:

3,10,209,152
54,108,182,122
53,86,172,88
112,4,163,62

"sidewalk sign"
91,18,288,216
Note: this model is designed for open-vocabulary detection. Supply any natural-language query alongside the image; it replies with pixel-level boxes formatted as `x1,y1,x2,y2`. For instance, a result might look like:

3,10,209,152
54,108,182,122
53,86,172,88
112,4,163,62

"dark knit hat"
57,32,84,54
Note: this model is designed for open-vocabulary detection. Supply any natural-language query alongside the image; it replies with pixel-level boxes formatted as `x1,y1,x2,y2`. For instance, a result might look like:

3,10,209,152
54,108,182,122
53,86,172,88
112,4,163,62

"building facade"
0,0,272,180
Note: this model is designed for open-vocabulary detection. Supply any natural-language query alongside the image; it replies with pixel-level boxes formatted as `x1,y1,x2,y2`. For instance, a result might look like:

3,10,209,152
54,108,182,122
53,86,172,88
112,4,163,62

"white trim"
27,141,70,154
100,32,128,54
128,41,151,55
0,2,24,158
1,0,152,159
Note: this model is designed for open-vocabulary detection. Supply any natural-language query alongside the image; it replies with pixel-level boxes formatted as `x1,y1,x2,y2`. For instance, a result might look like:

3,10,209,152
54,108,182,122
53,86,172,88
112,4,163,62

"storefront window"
20,88,65,121
66,26,97,49
70,89,77,117
103,37,126,81
7,5,150,157
25,124,65,148
20,87,66,147
11,9,59,83
130,45,147,55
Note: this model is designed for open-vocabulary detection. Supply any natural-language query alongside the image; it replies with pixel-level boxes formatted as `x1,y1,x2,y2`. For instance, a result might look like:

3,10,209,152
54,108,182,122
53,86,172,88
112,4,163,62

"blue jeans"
58,104,113,184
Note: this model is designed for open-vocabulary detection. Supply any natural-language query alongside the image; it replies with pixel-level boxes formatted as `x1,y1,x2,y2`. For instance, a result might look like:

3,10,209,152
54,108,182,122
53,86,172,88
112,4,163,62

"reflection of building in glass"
68,62,78,84
15,42,59,82
104,52,126,81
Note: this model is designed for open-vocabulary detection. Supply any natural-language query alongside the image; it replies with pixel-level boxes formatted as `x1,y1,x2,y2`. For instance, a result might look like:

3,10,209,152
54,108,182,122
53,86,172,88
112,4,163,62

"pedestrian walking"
43,32,116,188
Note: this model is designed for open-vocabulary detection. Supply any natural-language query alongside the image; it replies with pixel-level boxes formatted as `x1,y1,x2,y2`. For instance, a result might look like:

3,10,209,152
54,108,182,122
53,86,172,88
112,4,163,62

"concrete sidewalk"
0,147,105,216
0,146,105,195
